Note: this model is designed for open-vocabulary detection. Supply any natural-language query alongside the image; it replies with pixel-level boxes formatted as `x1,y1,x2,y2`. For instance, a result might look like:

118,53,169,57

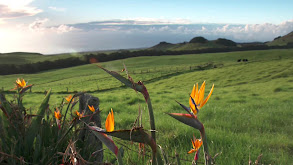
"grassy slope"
0,52,84,65
267,31,293,46
1,49,293,164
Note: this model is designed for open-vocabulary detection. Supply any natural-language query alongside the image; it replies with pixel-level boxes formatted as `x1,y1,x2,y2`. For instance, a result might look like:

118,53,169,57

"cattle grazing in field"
237,59,248,62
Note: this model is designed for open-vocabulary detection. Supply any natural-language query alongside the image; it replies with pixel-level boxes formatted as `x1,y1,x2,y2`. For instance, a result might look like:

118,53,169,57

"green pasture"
1,49,293,164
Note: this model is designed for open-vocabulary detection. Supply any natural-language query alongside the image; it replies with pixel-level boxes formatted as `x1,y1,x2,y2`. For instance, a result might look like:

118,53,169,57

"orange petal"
65,95,73,103
16,78,21,86
105,108,114,132
195,83,198,100
16,78,26,88
188,149,196,154
189,84,200,114
194,138,203,150
21,79,26,87
191,138,196,148
74,110,83,119
197,81,206,106
200,84,214,108
189,85,195,107
189,96,198,115
191,84,196,98
88,105,95,112
54,110,61,120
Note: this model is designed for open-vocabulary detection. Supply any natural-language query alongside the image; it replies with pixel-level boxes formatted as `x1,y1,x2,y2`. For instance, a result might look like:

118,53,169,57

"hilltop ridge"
150,37,238,51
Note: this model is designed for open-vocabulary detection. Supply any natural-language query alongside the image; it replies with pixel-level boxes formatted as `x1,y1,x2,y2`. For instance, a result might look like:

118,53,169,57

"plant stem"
146,97,158,165
146,97,156,142
200,126,212,165
117,150,123,165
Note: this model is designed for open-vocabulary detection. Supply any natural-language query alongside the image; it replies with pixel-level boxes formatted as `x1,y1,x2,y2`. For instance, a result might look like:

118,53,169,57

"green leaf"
88,125,119,156
0,112,5,139
91,126,157,152
167,113,203,130
25,89,51,157
33,134,42,163
0,93,13,116
35,89,51,124
98,66,149,100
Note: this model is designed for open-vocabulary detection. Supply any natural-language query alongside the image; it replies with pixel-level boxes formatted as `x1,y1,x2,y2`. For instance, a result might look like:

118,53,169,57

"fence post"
79,93,103,162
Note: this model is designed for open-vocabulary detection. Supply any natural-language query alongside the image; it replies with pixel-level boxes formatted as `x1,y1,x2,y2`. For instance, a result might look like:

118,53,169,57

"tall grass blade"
158,145,169,165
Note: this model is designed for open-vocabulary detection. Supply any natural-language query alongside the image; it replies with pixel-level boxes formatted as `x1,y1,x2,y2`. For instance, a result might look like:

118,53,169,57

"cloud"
50,24,80,34
90,18,192,26
210,19,293,41
29,18,48,31
0,0,41,19
27,18,79,34
2,18,293,54
83,19,292,42
48,6,66,12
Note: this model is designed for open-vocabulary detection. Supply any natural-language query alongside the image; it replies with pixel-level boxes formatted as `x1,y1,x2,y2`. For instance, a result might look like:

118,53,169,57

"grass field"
1,49,293,164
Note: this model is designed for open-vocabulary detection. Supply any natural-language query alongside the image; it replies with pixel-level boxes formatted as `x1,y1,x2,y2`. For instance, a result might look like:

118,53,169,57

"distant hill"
150,36,238,51
267,31,293,46
0,52,42,56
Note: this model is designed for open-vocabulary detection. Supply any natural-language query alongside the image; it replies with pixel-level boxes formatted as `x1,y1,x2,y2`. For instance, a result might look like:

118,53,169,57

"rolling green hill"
1,49,293,164
267,31,293,46
0,52,85,65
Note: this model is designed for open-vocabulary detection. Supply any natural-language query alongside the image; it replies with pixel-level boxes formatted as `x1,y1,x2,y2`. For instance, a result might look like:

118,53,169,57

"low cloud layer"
28,18,78,33
68,19,293,42
1,19,293,54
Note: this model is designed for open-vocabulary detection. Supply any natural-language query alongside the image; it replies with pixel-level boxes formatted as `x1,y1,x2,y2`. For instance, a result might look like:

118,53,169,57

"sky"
0,0,292,54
